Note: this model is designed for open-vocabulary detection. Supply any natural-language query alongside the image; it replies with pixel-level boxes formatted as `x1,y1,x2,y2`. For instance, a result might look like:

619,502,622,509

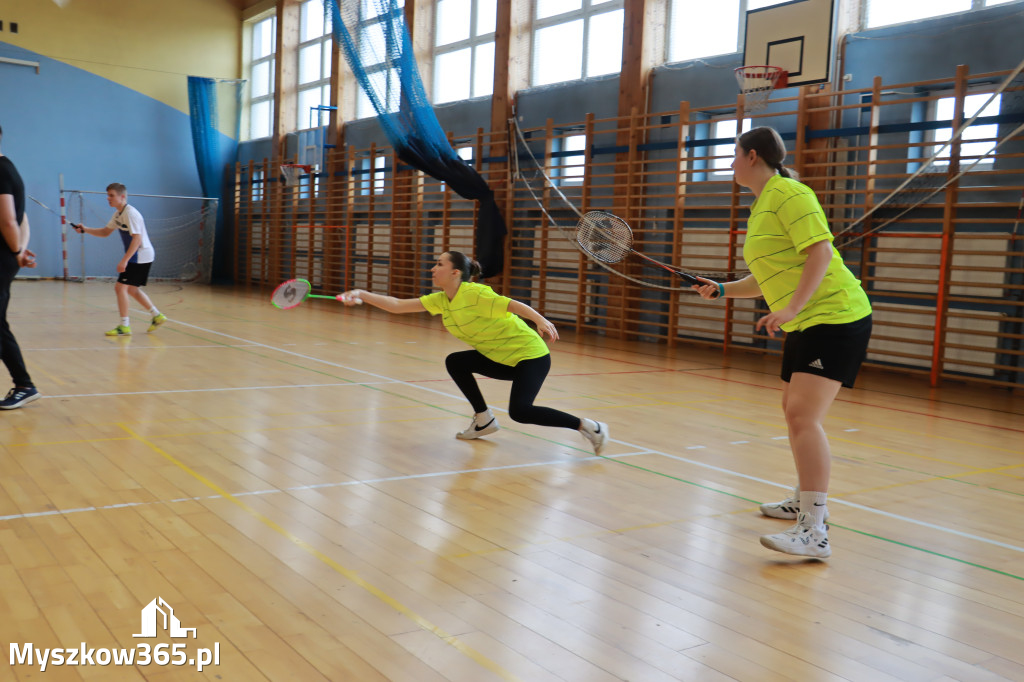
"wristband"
716,282,725,299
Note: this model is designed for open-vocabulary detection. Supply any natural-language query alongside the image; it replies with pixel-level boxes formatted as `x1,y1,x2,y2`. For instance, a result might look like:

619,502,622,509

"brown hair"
106,182,127,195
446,250,482,282
737,127,798,180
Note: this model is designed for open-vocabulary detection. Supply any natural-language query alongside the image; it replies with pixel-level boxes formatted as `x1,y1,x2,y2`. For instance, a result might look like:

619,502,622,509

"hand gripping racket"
270,278,361,309
575,211,702,286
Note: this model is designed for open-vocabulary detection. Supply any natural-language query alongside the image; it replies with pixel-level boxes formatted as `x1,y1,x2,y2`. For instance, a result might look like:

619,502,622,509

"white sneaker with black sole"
456,410,499,439
760,512,832,558
760,488,830,522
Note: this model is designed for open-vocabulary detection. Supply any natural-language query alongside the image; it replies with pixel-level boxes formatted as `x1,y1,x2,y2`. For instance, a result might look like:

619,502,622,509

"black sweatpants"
444,350,580,430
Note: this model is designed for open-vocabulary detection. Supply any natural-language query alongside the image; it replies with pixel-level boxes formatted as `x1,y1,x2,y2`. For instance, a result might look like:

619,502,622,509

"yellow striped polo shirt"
743,175,871,331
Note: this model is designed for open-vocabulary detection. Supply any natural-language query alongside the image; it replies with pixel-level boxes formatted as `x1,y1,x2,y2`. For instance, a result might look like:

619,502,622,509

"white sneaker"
760,489,830,521
760,512,832,558
580,419,609,455
456,411,499,439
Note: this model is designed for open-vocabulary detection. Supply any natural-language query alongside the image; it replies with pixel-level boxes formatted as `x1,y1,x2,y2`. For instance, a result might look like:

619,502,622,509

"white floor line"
44,381,396,400
47,316,1024,556
0,451,651,523
611,435,1024,554
26,343,261,352
170,318,465,403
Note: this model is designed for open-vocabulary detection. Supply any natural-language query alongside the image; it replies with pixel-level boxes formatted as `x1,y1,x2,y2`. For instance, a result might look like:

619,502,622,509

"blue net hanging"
325,0,506,277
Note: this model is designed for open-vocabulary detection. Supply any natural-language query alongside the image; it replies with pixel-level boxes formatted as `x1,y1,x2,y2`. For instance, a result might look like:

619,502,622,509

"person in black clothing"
0,124,40,409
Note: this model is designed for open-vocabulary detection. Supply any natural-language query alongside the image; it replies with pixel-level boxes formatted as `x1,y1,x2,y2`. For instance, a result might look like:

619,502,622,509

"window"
252,170,265,201
433,0,496,103
866,0,1014,28
710,117,751,175
359,155,386,195
931,93,1001,168
667,0,788,63
355,0,406,119
532,0,624,87
297,0,333,130
245,14,277,140
554,134,586,185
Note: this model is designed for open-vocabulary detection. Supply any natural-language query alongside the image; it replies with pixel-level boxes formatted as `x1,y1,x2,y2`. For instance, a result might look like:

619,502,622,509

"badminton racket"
270,278,360,309
575,211,702,286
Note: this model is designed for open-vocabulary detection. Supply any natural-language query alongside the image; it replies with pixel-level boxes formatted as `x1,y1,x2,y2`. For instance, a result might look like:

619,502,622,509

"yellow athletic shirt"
743,174,872,331
420,282,549,365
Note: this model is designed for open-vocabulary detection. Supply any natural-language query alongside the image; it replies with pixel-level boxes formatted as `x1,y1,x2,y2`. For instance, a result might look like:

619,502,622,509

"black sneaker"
0,386,40,410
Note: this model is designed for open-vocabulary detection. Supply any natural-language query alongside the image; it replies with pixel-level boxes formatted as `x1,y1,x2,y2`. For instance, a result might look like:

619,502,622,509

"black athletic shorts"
117,261,152,287
781,315,872,388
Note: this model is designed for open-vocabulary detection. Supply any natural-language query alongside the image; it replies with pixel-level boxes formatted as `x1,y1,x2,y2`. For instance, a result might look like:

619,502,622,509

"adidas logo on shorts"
808,358,824,369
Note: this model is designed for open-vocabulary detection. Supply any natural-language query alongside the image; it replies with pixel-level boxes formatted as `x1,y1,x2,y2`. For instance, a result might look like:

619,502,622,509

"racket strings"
510,119,751,288
576,214,632,264
271,279,312,309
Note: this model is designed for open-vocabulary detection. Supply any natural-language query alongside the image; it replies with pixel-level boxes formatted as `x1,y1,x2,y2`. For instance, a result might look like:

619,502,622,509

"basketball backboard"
742,0,835,87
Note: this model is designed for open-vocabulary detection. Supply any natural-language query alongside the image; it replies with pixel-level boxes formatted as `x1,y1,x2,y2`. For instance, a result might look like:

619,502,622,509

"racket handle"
677,272,701,286
336,293,363,305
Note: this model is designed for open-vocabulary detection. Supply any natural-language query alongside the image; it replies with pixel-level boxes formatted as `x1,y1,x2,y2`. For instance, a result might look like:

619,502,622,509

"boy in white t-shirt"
71,183,166,335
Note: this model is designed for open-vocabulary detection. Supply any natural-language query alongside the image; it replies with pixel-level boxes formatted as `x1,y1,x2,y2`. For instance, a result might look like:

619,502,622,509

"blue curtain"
187,76,239,281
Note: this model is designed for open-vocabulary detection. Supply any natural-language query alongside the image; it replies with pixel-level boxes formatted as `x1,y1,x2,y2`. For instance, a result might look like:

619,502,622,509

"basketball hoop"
280,164,312,186
734,66,788,112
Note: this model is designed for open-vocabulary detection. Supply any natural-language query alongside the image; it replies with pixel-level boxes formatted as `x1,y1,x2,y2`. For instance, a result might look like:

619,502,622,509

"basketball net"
734,66,787,112
280,164,312,187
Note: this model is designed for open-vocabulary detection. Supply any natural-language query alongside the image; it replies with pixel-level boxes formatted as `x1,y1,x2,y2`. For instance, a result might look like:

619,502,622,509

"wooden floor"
2,280,1023,682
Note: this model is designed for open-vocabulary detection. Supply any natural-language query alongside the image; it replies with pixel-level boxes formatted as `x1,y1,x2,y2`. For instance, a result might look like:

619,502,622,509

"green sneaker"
148,313,167,332
105,325,132,336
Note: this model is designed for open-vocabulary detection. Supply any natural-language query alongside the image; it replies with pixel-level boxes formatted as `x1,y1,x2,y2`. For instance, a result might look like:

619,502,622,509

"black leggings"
445,350,581,430
0,252,33,389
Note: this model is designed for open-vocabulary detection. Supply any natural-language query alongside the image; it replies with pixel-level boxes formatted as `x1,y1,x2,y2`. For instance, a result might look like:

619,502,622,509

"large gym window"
355,0,406,119
554,134,586,186
532,0,624,87
930,93,1002,168
866,0,1016,28
297,0,333,131
667,0,787,63
710,117,751,175
358,154,386,196
244,13,277,140
433,0,496,103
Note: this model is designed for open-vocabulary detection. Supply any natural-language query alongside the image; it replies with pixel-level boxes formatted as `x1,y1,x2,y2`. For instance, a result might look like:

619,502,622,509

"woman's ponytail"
447,250,482,282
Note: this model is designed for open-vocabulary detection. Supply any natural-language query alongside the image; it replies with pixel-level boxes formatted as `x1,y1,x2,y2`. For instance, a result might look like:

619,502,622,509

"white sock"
121,317,131,327
149,307,160,316
799,490,828,529
579,418,597,433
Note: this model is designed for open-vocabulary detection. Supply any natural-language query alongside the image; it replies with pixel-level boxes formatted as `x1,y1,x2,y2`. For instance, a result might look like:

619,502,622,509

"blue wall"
0,42,233,278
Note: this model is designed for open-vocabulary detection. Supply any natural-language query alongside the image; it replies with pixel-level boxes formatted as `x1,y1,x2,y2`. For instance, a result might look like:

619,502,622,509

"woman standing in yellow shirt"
694,127,872,558
339,251,609,454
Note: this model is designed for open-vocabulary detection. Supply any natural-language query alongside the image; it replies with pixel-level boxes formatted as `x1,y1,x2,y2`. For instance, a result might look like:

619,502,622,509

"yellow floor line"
119,423,523,682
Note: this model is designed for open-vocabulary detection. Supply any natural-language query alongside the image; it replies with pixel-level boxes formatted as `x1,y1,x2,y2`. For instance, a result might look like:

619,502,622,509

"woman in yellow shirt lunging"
694,127,872,558
339,251,609,455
